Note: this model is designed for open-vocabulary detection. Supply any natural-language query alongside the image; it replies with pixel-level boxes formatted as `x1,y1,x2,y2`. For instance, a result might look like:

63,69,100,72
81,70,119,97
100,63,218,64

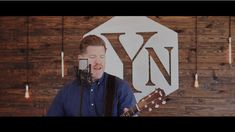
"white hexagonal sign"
84,16,179,101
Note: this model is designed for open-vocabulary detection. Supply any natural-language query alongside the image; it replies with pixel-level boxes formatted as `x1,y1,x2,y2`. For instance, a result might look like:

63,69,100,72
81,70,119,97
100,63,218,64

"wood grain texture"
0,16,234,116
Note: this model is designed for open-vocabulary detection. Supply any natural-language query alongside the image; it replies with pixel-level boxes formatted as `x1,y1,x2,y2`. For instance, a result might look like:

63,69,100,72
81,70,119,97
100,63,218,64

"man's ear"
78,55,82,60
78,55,86,60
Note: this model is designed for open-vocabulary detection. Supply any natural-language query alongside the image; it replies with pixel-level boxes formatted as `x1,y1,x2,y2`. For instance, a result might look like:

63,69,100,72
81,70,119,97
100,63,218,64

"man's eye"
100,55,105,59
89,55,96,59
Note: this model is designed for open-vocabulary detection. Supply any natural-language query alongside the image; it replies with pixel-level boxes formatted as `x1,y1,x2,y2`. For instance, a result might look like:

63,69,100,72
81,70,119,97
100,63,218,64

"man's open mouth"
94,65,102,70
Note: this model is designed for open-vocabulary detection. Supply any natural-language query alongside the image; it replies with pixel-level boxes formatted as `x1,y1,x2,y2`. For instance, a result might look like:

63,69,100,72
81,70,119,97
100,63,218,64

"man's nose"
95,57,102,63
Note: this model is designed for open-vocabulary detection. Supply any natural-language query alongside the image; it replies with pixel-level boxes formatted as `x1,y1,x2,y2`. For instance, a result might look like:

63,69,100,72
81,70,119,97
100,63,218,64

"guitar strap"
104,74,116,116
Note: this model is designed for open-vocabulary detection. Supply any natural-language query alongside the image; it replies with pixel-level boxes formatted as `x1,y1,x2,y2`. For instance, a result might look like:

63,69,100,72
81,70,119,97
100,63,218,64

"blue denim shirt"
47,72,136,116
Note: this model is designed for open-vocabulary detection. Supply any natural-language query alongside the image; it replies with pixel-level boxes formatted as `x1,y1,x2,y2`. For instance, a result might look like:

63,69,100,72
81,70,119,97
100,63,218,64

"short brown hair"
79,35,106,54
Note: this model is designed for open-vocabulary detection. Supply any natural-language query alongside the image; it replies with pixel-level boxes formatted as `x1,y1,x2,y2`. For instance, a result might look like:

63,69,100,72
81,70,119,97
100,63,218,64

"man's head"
79,35,107,81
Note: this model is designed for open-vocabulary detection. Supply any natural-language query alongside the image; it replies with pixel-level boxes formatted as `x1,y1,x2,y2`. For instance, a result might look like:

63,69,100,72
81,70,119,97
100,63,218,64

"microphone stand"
75,64,92,116
79,69,84,116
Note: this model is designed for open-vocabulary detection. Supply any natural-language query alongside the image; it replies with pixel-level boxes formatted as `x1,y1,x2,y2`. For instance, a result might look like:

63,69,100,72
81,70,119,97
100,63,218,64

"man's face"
79,46,106,81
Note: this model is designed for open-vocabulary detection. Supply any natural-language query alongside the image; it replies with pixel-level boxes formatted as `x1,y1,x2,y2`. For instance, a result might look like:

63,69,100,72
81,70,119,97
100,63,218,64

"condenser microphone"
79,59,89,71
76,59,92,85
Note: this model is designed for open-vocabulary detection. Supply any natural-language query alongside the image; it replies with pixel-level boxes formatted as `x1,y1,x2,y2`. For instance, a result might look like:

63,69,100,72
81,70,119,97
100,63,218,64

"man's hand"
121,108,130,117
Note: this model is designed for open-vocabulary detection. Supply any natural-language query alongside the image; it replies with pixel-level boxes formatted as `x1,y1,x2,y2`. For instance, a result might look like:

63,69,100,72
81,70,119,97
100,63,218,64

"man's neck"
92,73,105,83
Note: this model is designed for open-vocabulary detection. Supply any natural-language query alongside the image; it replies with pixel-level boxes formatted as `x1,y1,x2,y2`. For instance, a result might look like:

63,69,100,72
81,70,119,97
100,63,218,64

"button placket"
90,85,95,110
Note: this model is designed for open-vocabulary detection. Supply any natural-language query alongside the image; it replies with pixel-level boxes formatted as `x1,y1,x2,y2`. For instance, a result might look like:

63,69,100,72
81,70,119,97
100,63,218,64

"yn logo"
85,16,178,101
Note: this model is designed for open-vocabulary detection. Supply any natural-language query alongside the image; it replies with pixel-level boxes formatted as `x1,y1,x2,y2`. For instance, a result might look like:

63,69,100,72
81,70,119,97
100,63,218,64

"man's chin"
92,72,104,80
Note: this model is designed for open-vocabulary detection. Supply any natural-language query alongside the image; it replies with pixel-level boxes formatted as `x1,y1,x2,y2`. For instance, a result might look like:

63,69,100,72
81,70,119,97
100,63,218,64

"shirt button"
91,103,94,106
91,89,93,92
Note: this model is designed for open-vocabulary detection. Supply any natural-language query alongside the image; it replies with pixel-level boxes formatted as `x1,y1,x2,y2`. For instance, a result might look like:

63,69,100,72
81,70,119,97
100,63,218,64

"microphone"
75,58,92,116
75,59,92,86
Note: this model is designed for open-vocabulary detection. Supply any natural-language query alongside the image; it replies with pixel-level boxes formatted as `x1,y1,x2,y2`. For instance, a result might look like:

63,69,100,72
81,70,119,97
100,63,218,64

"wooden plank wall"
0,16,234,116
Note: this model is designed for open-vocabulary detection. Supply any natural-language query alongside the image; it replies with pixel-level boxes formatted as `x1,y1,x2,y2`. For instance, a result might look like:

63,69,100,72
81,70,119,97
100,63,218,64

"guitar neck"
121,104,140,116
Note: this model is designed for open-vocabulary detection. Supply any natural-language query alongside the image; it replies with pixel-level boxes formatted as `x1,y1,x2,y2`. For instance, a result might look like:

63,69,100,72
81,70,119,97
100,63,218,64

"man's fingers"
123,108,129,112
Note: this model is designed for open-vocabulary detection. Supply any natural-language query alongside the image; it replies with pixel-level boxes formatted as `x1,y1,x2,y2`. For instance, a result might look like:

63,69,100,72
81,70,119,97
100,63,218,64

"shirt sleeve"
117,80,137,116
47,88,65,116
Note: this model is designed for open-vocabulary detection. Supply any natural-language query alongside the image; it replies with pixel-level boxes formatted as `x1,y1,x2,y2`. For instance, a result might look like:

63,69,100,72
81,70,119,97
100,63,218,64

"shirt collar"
93,72,106,86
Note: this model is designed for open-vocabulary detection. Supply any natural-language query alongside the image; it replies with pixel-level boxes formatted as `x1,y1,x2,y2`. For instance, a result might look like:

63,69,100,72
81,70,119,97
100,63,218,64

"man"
47,35,137,116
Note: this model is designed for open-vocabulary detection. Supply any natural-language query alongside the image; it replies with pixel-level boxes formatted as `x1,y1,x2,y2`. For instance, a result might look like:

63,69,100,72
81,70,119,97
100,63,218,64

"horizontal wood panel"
0,16,235,116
